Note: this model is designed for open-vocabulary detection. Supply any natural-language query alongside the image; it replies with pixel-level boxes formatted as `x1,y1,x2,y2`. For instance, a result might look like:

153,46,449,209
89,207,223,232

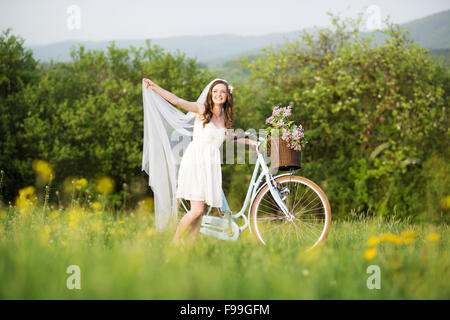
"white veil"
142,78,230,231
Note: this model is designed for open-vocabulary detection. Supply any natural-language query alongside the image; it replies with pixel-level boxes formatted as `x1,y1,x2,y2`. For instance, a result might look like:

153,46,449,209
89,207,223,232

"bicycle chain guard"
200,215,240,241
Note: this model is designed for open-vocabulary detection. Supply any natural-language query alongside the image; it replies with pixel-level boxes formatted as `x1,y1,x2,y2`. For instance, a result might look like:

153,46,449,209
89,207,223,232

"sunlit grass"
0,160,448,299
0,203,448,299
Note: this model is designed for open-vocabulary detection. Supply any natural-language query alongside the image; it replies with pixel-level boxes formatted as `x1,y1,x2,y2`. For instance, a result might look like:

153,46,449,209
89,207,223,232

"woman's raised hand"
143,78,155,89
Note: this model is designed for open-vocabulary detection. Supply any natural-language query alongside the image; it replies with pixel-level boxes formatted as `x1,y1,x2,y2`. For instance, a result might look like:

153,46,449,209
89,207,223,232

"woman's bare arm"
143,78,204,114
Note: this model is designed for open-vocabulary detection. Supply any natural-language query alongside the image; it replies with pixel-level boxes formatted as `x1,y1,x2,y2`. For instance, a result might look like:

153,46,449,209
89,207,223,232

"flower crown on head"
214,78,233,94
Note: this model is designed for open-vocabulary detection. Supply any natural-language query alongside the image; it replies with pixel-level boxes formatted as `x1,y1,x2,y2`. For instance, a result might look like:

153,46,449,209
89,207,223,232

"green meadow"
0,204,448,299
1,12,449,300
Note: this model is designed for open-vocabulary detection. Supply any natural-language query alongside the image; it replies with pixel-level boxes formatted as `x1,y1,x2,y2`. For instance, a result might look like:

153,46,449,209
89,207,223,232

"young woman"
143,78,256,245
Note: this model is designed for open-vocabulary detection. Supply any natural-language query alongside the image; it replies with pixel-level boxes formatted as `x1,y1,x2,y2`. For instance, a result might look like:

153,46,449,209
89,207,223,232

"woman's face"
211,83,228,106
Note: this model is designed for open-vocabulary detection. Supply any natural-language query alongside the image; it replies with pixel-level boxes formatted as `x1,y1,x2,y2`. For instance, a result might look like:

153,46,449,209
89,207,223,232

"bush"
0,32,213,207
244,13,449,218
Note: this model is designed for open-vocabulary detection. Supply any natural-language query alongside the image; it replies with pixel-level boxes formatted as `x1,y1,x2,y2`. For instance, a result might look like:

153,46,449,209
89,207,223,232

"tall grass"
0,204,448,299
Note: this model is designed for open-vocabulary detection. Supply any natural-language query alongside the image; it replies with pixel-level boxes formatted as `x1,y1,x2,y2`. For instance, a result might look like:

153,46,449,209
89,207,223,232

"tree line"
0,13,448,220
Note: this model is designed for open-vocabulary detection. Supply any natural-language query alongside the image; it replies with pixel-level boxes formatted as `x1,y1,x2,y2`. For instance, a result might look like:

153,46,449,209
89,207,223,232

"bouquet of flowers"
265,105,305,151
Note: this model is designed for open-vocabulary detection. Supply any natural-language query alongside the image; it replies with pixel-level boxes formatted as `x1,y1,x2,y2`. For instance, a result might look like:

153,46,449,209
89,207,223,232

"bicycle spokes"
251,176,331,250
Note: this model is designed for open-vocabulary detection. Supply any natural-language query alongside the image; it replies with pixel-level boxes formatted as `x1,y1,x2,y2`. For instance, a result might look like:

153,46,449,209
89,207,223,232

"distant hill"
26,29,317,67
428,48,450,67
400,9,450,49
25,10,450,67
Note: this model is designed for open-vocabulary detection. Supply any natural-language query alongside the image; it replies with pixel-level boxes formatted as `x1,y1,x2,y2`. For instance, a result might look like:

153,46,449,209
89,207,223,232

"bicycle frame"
197,137,331,248
203,143,294,236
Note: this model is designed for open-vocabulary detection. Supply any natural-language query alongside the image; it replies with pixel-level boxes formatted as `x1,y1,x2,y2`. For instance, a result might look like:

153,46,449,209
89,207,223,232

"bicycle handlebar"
243,131,265,154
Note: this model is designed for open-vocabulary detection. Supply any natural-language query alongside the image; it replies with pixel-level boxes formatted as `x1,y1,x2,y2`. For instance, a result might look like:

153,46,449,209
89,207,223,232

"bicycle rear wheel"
250,175,331,250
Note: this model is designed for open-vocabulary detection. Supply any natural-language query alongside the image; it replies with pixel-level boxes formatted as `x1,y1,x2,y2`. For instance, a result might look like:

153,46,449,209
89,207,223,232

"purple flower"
292,125,304,140
276,119,285,127
272,106,281,116
281,128,291,141
282,106,292,117
265,115,275,125
267,105,304,151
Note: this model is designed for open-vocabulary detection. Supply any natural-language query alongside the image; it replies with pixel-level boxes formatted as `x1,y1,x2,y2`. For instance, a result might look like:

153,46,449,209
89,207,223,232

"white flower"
228,84,233,94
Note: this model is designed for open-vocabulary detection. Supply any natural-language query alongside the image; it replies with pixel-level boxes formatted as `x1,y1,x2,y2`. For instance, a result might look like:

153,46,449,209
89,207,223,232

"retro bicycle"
178,132,331,251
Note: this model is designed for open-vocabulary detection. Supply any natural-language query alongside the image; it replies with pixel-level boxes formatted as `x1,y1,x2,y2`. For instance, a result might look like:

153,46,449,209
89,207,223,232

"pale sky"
1,0,449,46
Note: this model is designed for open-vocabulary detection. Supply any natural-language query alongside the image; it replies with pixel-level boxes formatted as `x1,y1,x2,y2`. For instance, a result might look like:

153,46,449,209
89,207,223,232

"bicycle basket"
268,138,301,171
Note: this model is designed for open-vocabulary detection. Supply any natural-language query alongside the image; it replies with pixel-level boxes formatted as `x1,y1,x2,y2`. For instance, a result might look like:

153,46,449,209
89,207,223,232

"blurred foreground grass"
0,206,448,299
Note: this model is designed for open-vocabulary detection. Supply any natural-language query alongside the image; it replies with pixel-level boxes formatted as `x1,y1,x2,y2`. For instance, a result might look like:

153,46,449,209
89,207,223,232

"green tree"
1,36,213,208
0,29,39,203
244,13,449,219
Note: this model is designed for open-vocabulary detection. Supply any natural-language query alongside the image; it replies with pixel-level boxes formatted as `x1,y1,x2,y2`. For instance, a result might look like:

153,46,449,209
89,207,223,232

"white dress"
175,114,226,207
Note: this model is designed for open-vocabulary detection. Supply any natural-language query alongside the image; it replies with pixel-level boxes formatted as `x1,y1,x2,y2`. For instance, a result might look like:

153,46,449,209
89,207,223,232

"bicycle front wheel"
250,175,331,250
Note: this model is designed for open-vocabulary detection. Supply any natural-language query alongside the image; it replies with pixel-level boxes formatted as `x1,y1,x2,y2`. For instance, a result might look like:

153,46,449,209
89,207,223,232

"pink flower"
272,106,281,116
267,105,304,152
282,106,292,117
282,128,291,141
265,115,275,125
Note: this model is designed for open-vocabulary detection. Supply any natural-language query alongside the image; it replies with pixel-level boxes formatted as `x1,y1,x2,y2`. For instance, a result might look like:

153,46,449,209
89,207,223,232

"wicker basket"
269,138,301,171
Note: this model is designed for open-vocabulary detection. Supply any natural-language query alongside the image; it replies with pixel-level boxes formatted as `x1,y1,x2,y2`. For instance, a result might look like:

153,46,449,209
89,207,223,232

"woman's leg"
172,200,205,245
186,213,204,245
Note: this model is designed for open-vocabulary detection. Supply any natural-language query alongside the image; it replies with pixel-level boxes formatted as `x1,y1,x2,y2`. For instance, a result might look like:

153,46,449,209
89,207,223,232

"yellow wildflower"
75,178,88,190
401,230,417,239
426,233,440,242
138,197,154,212
119,220,125,224
367,236,380,247
32,159,55,184
50,210,60,220
403,237,414,245
90,202,102,211
66,208,83,228
441,195,450,210
118,227,125,235
380,233,402,244
401,230,417,245
364,248,377,260
392,235,403,245
19,186,35,197
146,228,154,237
15,186,38,214
380,233,394,242
95,176,115,195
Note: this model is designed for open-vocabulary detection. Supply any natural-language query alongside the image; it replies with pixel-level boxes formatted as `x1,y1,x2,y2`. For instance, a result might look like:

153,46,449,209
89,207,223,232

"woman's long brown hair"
200,80,233,129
